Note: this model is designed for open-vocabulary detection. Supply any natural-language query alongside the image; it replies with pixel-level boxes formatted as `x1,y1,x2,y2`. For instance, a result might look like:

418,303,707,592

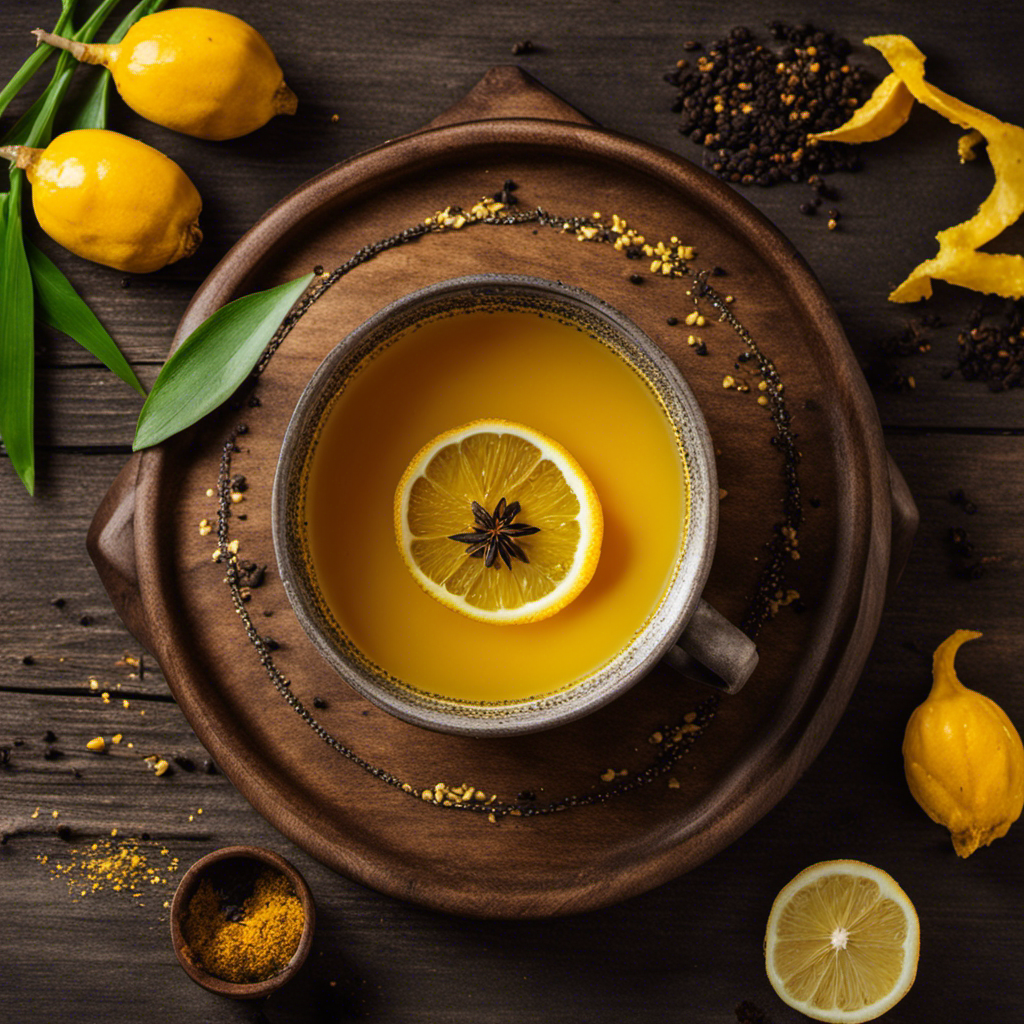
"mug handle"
660,599,758,695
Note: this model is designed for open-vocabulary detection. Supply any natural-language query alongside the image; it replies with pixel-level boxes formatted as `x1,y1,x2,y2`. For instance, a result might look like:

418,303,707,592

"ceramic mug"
272,275,757,736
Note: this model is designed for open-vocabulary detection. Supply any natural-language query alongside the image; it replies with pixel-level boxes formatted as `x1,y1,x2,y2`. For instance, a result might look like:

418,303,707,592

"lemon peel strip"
818,33,1024,302
808,72,915,143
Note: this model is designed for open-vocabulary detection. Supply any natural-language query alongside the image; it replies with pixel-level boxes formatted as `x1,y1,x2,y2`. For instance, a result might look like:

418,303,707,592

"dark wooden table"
3,2,1022,1021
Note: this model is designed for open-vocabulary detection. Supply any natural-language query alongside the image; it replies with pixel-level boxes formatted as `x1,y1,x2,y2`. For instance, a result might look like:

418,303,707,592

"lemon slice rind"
395,419,603,625
764,859,920,1024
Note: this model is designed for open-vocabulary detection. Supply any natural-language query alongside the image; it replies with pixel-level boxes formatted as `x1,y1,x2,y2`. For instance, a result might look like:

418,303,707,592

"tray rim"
95,95,899,918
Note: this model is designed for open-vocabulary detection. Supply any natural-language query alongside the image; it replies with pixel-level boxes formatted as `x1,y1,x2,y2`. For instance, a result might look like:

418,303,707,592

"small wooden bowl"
170,845,315,999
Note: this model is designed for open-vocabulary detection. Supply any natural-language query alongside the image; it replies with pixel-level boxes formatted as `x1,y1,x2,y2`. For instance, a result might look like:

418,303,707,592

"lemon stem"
0,144,42,172
930,629,982,699
31,28,112,67
273,82,299,116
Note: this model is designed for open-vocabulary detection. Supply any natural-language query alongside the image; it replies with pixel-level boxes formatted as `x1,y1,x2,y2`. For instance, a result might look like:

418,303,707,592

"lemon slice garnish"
765,860,920,1023
394,419,603,625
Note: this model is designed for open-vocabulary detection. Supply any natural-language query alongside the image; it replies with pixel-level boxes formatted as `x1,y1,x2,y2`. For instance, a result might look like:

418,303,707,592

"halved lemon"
764,860,920,1023
394,419,603,624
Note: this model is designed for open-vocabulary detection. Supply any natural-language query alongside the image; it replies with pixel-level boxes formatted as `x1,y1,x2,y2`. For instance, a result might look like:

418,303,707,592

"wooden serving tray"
89,68,917,918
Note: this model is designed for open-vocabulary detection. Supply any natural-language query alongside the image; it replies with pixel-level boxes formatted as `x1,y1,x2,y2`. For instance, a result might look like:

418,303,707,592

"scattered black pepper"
204,758,219,775
312,696,327,709
43,729,57,743
949,488,978,514
666,316,679,325
51,597,65,608
956,298,1024,389
79,615,92,626
665,22,872,189
237,562,266,589
173,755,196,772
22,655,35,665
493,179,519,207
261,635,280,651
511,40,534,56
629,272,645,285
43,746,63,760
0,747,10,767
56,824,73,841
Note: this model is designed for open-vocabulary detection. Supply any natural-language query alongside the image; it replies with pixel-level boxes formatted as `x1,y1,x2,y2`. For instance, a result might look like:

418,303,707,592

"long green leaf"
26,240,145,395
0,174,37,494
65,0,169,131
5,0,124,147
0,1,76,121
133,274,314,451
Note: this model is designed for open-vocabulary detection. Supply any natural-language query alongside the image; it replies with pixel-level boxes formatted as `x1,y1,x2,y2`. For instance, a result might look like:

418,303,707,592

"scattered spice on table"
181,859,304,984
955,298,1024,390
38,837,180,903
665,21,873,209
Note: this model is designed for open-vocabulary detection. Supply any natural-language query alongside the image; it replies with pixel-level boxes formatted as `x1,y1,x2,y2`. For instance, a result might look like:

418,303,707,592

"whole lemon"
903,630,1024,857
3,129,202,274
33,9,297,141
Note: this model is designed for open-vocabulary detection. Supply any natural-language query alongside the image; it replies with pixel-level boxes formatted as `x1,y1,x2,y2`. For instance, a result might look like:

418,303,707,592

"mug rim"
272,274,719,736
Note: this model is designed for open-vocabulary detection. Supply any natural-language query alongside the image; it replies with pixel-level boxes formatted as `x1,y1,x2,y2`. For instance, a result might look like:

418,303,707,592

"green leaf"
65,0,170,131
27,240,145,396
0,1,76,121
4,0,124,147
0,176,37,494
133,274,314,451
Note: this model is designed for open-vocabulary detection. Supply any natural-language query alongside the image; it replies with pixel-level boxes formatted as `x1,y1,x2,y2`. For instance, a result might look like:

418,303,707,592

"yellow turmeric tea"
304,307,687,702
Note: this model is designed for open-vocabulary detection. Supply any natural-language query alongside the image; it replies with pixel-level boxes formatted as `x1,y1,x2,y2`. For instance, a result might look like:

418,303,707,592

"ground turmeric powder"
181,865,304,983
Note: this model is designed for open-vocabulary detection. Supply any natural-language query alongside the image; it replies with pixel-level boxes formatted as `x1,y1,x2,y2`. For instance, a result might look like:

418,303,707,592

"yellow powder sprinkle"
38,838,179,902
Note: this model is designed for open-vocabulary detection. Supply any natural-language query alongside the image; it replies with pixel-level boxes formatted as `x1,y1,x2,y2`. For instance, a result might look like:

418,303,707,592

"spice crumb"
86,736,106,753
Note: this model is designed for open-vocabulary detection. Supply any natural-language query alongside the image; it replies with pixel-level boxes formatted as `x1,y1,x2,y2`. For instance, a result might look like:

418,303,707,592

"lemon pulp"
765,860,920,1023
396,420,603,624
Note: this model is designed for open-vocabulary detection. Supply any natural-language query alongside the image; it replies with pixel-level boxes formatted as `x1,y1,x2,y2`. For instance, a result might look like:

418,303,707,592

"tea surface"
305,307,688,701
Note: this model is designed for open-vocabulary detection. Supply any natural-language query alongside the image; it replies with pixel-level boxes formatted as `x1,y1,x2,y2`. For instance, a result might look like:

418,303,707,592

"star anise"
448,497,540,569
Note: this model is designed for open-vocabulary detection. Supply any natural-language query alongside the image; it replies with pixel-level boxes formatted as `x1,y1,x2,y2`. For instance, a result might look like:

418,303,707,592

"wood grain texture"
2,0,1023,1020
